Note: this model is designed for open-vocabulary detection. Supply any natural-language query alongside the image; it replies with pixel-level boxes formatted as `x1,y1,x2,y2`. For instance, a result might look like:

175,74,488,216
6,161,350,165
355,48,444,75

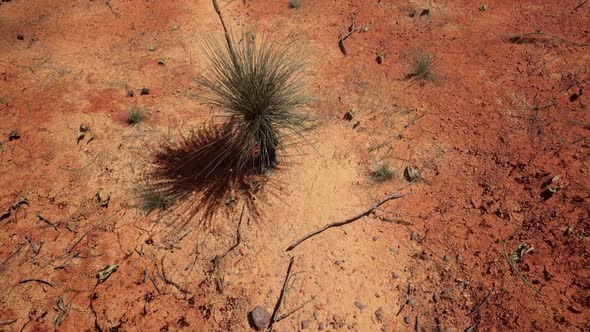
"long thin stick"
275,294,317,321
19,279,53,287
574,0,588,11
286,192,405,251
221,205,245,259
268,256,295,332
211,0,238,63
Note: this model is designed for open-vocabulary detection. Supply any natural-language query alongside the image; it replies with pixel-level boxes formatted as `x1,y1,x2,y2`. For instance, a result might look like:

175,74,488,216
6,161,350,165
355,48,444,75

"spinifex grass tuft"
197,30,310,173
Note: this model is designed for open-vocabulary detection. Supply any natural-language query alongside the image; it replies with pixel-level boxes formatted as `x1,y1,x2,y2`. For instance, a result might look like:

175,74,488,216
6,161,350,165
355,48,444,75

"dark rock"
8,130,20,141
343,110,354,121
126,90,134,97
157,58,166,65
443,254,450,262
248,306,270,331
410,231,418,241
16,34,24,40
391,272,400,279
404,315,411,324
420,9,430,16
375,307,384,322
372,236,378,241
140,87,150,95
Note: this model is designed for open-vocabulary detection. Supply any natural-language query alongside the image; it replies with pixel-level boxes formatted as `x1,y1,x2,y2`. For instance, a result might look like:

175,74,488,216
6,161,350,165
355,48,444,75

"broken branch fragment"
286,191,406,251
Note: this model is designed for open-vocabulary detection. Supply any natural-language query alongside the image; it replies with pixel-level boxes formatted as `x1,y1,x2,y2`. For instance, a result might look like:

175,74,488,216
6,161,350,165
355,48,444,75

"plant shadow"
150,121,263,227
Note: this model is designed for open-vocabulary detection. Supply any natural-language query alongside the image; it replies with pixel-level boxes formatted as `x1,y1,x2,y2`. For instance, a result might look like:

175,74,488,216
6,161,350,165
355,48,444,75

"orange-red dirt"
1,0,589,331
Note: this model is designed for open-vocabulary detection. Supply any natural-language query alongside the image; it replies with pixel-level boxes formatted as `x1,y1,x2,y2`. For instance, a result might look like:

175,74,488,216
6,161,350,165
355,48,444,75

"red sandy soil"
1,0,589,331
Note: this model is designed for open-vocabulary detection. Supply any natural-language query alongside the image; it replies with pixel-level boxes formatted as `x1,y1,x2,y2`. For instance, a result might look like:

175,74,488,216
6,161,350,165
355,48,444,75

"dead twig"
160,256,191,294
64,208,123,255
509,31,588,46
25,236,43,257
468,293,491,315
36,213,59,231
19,278,53,287
268,256,295,332
338,15,371,55
0,319,17,327
275,294,318,322
221,205,245,259
338,16,357,55
574,0,588,11
503,235,541,295
149,275,162,294
396,283,413,316
0,245,23,269
286,192,406,251
105,0,120,16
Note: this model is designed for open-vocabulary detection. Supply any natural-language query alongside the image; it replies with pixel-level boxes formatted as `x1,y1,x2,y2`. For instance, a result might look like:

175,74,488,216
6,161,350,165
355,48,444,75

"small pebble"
374,292,380,298
410,232,418,241
375,307,384,322
479,4,488,11
354,301,366,310
389,247,397,253
456,254,463,262
334,260,343,266
318,322,325,330
372,236,378,241
313,312,320,320
404,316,411,324
443,255,450,262
301,320,310,329
433,292,441,302
16,34,24,40
126,90,134,97
157,58,166,65
391,272,400,279
140,87,150,95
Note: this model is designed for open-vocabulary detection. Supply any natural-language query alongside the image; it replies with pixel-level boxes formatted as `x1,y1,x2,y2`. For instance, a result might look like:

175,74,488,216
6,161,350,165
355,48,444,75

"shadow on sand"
150,121,265,227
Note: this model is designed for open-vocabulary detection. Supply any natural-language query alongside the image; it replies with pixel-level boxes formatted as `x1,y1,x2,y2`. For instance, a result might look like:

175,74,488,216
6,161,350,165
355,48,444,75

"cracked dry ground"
1,0,589,331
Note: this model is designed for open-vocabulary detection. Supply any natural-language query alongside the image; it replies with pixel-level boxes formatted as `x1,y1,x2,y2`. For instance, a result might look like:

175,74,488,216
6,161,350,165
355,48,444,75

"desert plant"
138,186,173,214
197,30,310,173
407,52,436,80
127,108,145,125
288,0,301,9
370,163,396,182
